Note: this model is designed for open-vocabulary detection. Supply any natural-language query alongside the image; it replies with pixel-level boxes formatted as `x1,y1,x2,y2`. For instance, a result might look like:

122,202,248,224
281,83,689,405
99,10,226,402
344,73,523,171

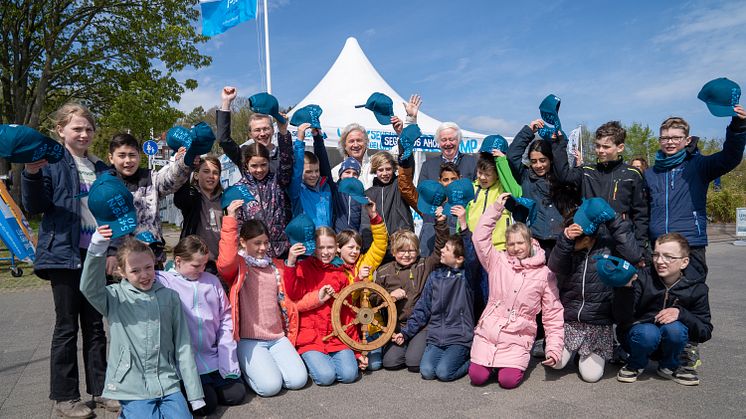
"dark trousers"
185,372,247,416
685,246,707,282
46,250,107,401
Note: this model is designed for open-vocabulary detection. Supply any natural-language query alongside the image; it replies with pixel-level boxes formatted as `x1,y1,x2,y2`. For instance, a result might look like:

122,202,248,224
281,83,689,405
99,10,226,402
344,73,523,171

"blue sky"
179,0,746,139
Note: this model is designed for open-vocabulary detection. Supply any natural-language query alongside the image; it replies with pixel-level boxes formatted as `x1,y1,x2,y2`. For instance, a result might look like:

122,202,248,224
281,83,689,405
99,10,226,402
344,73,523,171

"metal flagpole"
263,0,272,93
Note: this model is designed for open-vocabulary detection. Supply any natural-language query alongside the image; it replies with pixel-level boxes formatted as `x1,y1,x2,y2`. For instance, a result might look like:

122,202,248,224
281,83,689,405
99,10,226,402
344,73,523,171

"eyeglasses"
658,136,687,144
651,252,687,263
396,249,417,255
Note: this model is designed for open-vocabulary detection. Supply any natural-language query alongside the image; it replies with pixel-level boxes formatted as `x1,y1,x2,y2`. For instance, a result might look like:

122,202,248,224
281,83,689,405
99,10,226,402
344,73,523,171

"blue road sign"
143,140,159,156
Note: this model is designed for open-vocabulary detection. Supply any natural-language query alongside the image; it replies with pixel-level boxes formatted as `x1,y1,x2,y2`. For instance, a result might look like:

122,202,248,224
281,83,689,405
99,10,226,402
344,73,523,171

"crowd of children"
18,82,746,417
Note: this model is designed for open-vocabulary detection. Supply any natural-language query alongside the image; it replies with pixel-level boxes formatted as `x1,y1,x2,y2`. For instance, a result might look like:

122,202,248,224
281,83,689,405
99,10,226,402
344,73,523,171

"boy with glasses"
644,107,746,279
643,107,745,372
610,233,712,385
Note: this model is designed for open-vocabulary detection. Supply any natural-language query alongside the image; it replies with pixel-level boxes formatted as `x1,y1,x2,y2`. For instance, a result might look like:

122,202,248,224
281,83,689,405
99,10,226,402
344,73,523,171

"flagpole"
263,0,272,93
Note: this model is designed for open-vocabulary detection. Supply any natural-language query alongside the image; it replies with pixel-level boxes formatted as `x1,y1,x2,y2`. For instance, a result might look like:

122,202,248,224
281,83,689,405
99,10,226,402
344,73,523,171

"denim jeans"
47,257,107,401
366,332,383,371
237,336,307,396
119,391,190,418
624,321,689,370
419,343,470,382
301,349,358,386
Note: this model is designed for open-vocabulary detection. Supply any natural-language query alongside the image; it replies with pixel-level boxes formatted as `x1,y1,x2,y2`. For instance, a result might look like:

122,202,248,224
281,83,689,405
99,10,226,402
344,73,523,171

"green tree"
623,122,658,163
0,0,211,201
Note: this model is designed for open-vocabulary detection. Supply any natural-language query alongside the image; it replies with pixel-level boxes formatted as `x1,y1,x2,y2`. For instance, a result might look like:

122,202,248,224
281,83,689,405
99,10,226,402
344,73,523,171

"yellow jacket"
466,180,511,250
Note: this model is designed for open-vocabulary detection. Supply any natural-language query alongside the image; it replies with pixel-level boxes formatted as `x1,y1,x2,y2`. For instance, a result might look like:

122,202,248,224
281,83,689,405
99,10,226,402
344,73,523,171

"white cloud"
364,28,376,37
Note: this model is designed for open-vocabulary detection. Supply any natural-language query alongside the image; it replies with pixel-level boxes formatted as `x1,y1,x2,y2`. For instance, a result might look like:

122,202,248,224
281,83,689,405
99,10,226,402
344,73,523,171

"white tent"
287,37,489,157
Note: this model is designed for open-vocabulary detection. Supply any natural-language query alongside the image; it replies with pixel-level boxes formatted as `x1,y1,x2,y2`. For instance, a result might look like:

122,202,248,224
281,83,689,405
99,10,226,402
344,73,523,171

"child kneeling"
611,233,712,386
158,235,246,415
469,194,564,389
391,206,478,381
80,227,204,417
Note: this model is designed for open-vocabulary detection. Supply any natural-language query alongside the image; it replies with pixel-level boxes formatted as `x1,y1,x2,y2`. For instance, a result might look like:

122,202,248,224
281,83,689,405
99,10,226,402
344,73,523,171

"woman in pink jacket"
469,193,565,389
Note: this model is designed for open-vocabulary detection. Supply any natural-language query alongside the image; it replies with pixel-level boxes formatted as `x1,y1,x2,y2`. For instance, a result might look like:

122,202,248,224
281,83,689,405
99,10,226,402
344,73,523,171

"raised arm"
276,118,294,188
216,86,243,169
551,134,583,187
153,148,192,197
358,204,388,273
80,229,114,316
472,194,510,268
313,129,333,181
216,204,243,286
288,139,305,212
699,110,746,181
496,155,522,197
397,164,419,213
506,124,537,180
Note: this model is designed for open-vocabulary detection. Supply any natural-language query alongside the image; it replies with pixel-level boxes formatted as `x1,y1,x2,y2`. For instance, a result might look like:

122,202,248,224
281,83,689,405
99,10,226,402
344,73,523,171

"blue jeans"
367,332,383,371
119,392,190,419
625,321,689,370
301,349,358,386
419,343,471,381
237,336,308,396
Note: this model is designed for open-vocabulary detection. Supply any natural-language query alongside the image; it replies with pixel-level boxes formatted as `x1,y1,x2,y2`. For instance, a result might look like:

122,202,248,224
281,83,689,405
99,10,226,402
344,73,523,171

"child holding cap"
21,103,116,416
469,193,564,389
284,227,368,385
547,197,641,382
610,233,712,385
289,123,333,228
105,132,193,271
80,226,204,417
391,205,479,382
217,202,314,396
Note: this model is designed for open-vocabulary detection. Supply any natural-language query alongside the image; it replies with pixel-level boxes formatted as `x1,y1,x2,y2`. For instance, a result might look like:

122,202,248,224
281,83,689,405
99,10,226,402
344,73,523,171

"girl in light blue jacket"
81,226,205,418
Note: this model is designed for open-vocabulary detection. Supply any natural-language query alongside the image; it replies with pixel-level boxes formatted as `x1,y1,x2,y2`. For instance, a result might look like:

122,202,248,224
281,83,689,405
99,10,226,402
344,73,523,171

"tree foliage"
0,0,211,201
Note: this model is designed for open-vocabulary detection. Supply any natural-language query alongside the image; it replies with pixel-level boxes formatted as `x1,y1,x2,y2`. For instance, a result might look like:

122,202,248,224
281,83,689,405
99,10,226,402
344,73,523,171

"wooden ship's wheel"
322,281,397,354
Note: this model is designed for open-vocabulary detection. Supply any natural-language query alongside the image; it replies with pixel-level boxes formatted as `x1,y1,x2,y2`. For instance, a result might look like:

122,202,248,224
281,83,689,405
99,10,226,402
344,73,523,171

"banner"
200,0,257,37
0,182,35,262
567,126,582,166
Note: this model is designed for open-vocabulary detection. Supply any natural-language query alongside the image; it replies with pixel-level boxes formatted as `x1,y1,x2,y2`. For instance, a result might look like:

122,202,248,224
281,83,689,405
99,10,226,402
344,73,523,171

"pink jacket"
470,201,564,370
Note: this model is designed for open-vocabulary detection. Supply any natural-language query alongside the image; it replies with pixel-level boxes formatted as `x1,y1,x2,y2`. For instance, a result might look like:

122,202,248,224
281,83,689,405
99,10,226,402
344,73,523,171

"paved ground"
1,234,745,418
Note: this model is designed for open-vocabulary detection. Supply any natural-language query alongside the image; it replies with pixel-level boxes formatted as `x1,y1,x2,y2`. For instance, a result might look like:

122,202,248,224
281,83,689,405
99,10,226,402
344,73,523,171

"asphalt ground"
1,235,744,418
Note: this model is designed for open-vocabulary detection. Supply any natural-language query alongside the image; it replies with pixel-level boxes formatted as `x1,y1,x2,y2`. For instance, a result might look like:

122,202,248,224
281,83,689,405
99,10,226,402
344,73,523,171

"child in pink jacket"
469,193,565,389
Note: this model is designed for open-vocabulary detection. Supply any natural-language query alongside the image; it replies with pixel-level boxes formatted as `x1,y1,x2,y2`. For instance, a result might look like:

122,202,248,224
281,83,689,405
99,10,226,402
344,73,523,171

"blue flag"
200,0,257,37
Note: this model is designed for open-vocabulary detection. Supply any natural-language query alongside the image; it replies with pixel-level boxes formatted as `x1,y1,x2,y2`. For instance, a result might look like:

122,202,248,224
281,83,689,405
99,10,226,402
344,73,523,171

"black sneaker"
610,344,629,365
657,366,699,386
680,343,702,370
530,338,545,358
617,365,644,383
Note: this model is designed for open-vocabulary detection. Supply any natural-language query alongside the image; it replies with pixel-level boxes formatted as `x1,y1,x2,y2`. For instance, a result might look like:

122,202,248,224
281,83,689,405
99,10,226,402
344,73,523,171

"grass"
0,248,45,292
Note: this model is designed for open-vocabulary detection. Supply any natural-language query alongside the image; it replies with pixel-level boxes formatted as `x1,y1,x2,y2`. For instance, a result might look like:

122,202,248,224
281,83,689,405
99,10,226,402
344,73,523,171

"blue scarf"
654,149,687,171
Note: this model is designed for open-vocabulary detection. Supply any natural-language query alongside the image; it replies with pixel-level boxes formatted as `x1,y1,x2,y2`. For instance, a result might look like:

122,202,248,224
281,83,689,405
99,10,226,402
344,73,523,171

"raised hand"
296,122,312,141
564,223,584,240
404,94,422,119
391,116,403,135
277,112,289,135
226,199,244,217
221,86,237,110
358,265,371,281
318,284,334,303
497,192,511,207
529,119,544,132
287,242,307,266
365,199,378,219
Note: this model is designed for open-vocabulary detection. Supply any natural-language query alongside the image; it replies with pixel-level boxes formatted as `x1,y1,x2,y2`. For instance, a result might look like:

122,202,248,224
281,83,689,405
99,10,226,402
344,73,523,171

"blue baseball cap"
337,178,369,204
290,104,323,129
538,126,567,141
539,94,562,130
594,254,637,288
355,92,394,125
166,122,216,167
249,92,287,124
398,124,421,161
697,77,740,117
285,213,316,256
417,180,447,216
0,124,64,164
338,157,361,177
478,135,509,154
573,197,616,235
505,196,538,227
443,178,475,214
88,173,137,239
221,184,255,209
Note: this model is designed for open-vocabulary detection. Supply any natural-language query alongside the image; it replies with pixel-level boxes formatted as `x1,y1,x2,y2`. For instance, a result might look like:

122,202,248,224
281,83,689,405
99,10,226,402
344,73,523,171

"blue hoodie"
289,138,332,228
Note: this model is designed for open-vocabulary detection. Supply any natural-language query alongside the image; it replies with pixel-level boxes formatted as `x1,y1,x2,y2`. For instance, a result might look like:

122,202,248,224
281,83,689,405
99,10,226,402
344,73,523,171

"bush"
707,188,745,223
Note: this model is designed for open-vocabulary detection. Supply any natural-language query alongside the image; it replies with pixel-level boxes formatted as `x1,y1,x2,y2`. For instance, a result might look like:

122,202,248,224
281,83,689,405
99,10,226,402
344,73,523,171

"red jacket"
284,256,359,355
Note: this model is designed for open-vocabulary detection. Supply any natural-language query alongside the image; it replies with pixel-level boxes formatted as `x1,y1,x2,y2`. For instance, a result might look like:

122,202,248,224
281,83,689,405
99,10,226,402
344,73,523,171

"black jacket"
613,269,713,343
548,216,642,325
361,176,413,252
507,126,564,240
173,183,202,240
21,149,110,275
552,138,649,248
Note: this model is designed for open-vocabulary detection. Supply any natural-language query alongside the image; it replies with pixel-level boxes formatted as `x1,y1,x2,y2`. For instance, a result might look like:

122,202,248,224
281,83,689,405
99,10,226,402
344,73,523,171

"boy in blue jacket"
289,123,333,228
391,205,479,382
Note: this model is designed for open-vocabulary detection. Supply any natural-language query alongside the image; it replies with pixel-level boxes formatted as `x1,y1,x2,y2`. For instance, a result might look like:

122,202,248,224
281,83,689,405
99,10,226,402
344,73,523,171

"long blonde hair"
51,103,96,138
